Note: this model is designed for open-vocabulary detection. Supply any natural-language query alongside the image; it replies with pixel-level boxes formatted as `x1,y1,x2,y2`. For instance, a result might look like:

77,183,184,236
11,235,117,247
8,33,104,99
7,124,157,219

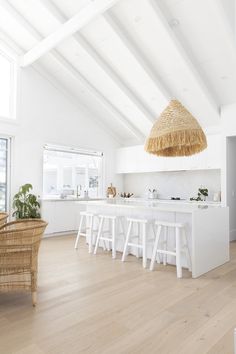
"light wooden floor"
0,235,236,354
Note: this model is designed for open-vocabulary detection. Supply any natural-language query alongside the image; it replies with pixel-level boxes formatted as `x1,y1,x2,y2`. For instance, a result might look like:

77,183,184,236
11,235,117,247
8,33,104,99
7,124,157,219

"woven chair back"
0,212,8,227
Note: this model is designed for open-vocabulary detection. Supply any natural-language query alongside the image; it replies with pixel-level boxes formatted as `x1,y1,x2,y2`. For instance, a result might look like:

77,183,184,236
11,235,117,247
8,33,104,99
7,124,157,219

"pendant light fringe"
145,100,207,157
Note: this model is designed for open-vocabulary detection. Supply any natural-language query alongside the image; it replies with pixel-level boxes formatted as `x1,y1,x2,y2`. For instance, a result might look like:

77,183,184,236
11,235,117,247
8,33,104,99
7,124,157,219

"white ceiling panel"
49,0,90,18
157,0,236,105
8,0,62,37
56,38,152,135
0,3,37,50
1,0,236,144
81,15,168,118
110,0,219,126
38,53,133,141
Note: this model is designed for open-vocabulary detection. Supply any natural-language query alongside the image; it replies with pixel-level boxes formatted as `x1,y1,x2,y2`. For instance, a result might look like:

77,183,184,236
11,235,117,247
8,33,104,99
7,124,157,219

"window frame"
43,144,105,199
0,136,11,212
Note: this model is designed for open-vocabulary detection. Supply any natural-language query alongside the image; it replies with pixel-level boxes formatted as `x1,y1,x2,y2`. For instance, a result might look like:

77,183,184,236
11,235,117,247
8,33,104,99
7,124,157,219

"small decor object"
148,189,158,199
106,183,116,198
12,184,41,219
120,192,133,198
145,99,207,157
213,191,221,202
190,187,208,202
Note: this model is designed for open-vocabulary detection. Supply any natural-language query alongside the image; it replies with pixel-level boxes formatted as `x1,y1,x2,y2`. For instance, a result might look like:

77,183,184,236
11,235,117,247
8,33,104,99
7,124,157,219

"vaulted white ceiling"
0,0,235,145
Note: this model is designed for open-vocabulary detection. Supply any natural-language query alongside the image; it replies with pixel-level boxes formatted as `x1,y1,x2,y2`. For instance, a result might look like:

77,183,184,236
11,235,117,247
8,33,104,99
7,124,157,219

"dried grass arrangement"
145,100,207,157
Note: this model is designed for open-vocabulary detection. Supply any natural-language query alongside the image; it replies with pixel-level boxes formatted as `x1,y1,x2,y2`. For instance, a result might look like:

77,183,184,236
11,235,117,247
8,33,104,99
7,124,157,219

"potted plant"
12,184,41,219
190,187,208,202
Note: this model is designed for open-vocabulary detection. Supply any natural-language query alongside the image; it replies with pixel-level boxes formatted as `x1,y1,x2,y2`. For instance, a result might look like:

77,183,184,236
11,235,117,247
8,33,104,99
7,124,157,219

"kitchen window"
0,49,17,120
43,145,104,198
0,137,10,211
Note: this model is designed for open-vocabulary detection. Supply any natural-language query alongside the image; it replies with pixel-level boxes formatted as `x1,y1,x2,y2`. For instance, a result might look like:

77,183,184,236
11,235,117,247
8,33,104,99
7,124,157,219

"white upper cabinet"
116,134,221,173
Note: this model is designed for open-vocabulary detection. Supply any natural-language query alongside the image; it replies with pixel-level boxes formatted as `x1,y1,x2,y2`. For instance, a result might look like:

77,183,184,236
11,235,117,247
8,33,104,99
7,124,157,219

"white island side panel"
191,207,229,278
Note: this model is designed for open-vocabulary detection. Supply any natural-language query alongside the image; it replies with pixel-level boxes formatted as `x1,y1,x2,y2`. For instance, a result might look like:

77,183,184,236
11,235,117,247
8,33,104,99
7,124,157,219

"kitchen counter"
41,197,104,202
76,198,222,213
79,198,229,278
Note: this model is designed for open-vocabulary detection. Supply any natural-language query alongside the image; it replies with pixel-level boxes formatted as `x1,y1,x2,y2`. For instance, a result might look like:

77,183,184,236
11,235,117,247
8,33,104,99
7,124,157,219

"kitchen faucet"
76,185,82,198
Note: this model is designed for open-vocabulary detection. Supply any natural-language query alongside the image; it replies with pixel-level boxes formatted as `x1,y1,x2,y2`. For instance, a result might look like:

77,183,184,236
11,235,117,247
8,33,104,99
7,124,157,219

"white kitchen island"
78,199,229,278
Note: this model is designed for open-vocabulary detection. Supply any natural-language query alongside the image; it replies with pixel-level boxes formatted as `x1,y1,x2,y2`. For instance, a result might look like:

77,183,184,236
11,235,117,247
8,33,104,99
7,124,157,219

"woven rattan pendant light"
145,99,207,157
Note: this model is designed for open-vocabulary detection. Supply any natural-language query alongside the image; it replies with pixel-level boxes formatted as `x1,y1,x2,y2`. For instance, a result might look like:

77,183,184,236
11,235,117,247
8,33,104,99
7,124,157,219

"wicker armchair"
0,212,8,227
0,219,48,306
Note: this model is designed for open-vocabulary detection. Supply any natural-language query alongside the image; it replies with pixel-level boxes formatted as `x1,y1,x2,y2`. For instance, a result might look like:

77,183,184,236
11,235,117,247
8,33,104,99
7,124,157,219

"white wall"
123,169,221,201
226,137,236,241
0,67,123,202
221,102,236,240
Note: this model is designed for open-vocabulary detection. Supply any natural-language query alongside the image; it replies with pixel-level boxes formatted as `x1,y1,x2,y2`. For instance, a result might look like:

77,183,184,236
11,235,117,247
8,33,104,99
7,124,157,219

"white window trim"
43,144,105,198
0,135,11,213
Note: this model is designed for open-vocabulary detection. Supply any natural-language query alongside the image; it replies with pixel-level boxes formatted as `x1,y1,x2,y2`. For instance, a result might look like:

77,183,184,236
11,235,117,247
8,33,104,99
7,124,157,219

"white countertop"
41,197,104,202
76,198,223,213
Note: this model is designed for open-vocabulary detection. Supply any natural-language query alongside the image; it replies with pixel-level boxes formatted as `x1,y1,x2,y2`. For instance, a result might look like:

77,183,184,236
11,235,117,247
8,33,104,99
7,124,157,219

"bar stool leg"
119,217,126,241
136,222,140,258
176,227,182,278
75,214,84,249
142,223,147,268
163,226,168,266
88,215,93,254
151,223,160,264
106,219,111,251
122,220,132,262
92,216,98,246
94,217,104,255
182,228,192,271
112,218,116,259
150,225,162,271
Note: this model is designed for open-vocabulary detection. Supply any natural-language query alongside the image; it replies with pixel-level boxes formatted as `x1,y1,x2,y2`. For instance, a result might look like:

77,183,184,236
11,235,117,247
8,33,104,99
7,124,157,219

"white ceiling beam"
39,0,155,124
149,0,219,117
104,12,171,102
0,0,144,142
52,51,145,141
213,0,236,51
33,65,123,145
72,35,156,123
20,0,120,67
0,29,23,56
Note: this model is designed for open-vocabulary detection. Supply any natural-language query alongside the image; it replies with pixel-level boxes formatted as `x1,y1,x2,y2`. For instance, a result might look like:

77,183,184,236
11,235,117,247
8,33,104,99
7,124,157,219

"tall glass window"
43,145,104,199
0,138,9,211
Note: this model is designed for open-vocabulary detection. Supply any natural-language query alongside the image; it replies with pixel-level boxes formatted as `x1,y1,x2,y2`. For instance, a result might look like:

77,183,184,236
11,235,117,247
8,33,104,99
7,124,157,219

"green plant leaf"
12,184,40,219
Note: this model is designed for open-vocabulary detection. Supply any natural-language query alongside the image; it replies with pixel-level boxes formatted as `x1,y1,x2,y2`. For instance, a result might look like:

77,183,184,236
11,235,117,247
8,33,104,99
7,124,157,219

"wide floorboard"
0,235,236,354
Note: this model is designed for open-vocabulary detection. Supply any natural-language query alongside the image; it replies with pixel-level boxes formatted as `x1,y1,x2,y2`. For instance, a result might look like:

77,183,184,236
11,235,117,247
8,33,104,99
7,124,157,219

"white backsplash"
123,169,221,201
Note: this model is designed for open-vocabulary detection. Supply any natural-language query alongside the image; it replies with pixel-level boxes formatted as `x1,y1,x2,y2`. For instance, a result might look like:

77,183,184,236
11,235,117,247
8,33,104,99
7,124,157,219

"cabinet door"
54,202,77,233
116,145,165,173
163,156,184,171
182,149,207,170
115,134,221,173
41,201,57,234
206,135,221,169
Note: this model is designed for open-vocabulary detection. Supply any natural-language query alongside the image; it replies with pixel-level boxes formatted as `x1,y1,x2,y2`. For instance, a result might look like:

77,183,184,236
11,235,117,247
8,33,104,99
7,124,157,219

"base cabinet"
41,201,85,235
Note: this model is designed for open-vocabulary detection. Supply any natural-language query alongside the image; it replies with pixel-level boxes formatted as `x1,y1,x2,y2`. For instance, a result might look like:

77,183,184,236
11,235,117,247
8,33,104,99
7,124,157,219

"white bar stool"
122,217,154,268
94,215,125,259
150,221,192,278
74,211,97,253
